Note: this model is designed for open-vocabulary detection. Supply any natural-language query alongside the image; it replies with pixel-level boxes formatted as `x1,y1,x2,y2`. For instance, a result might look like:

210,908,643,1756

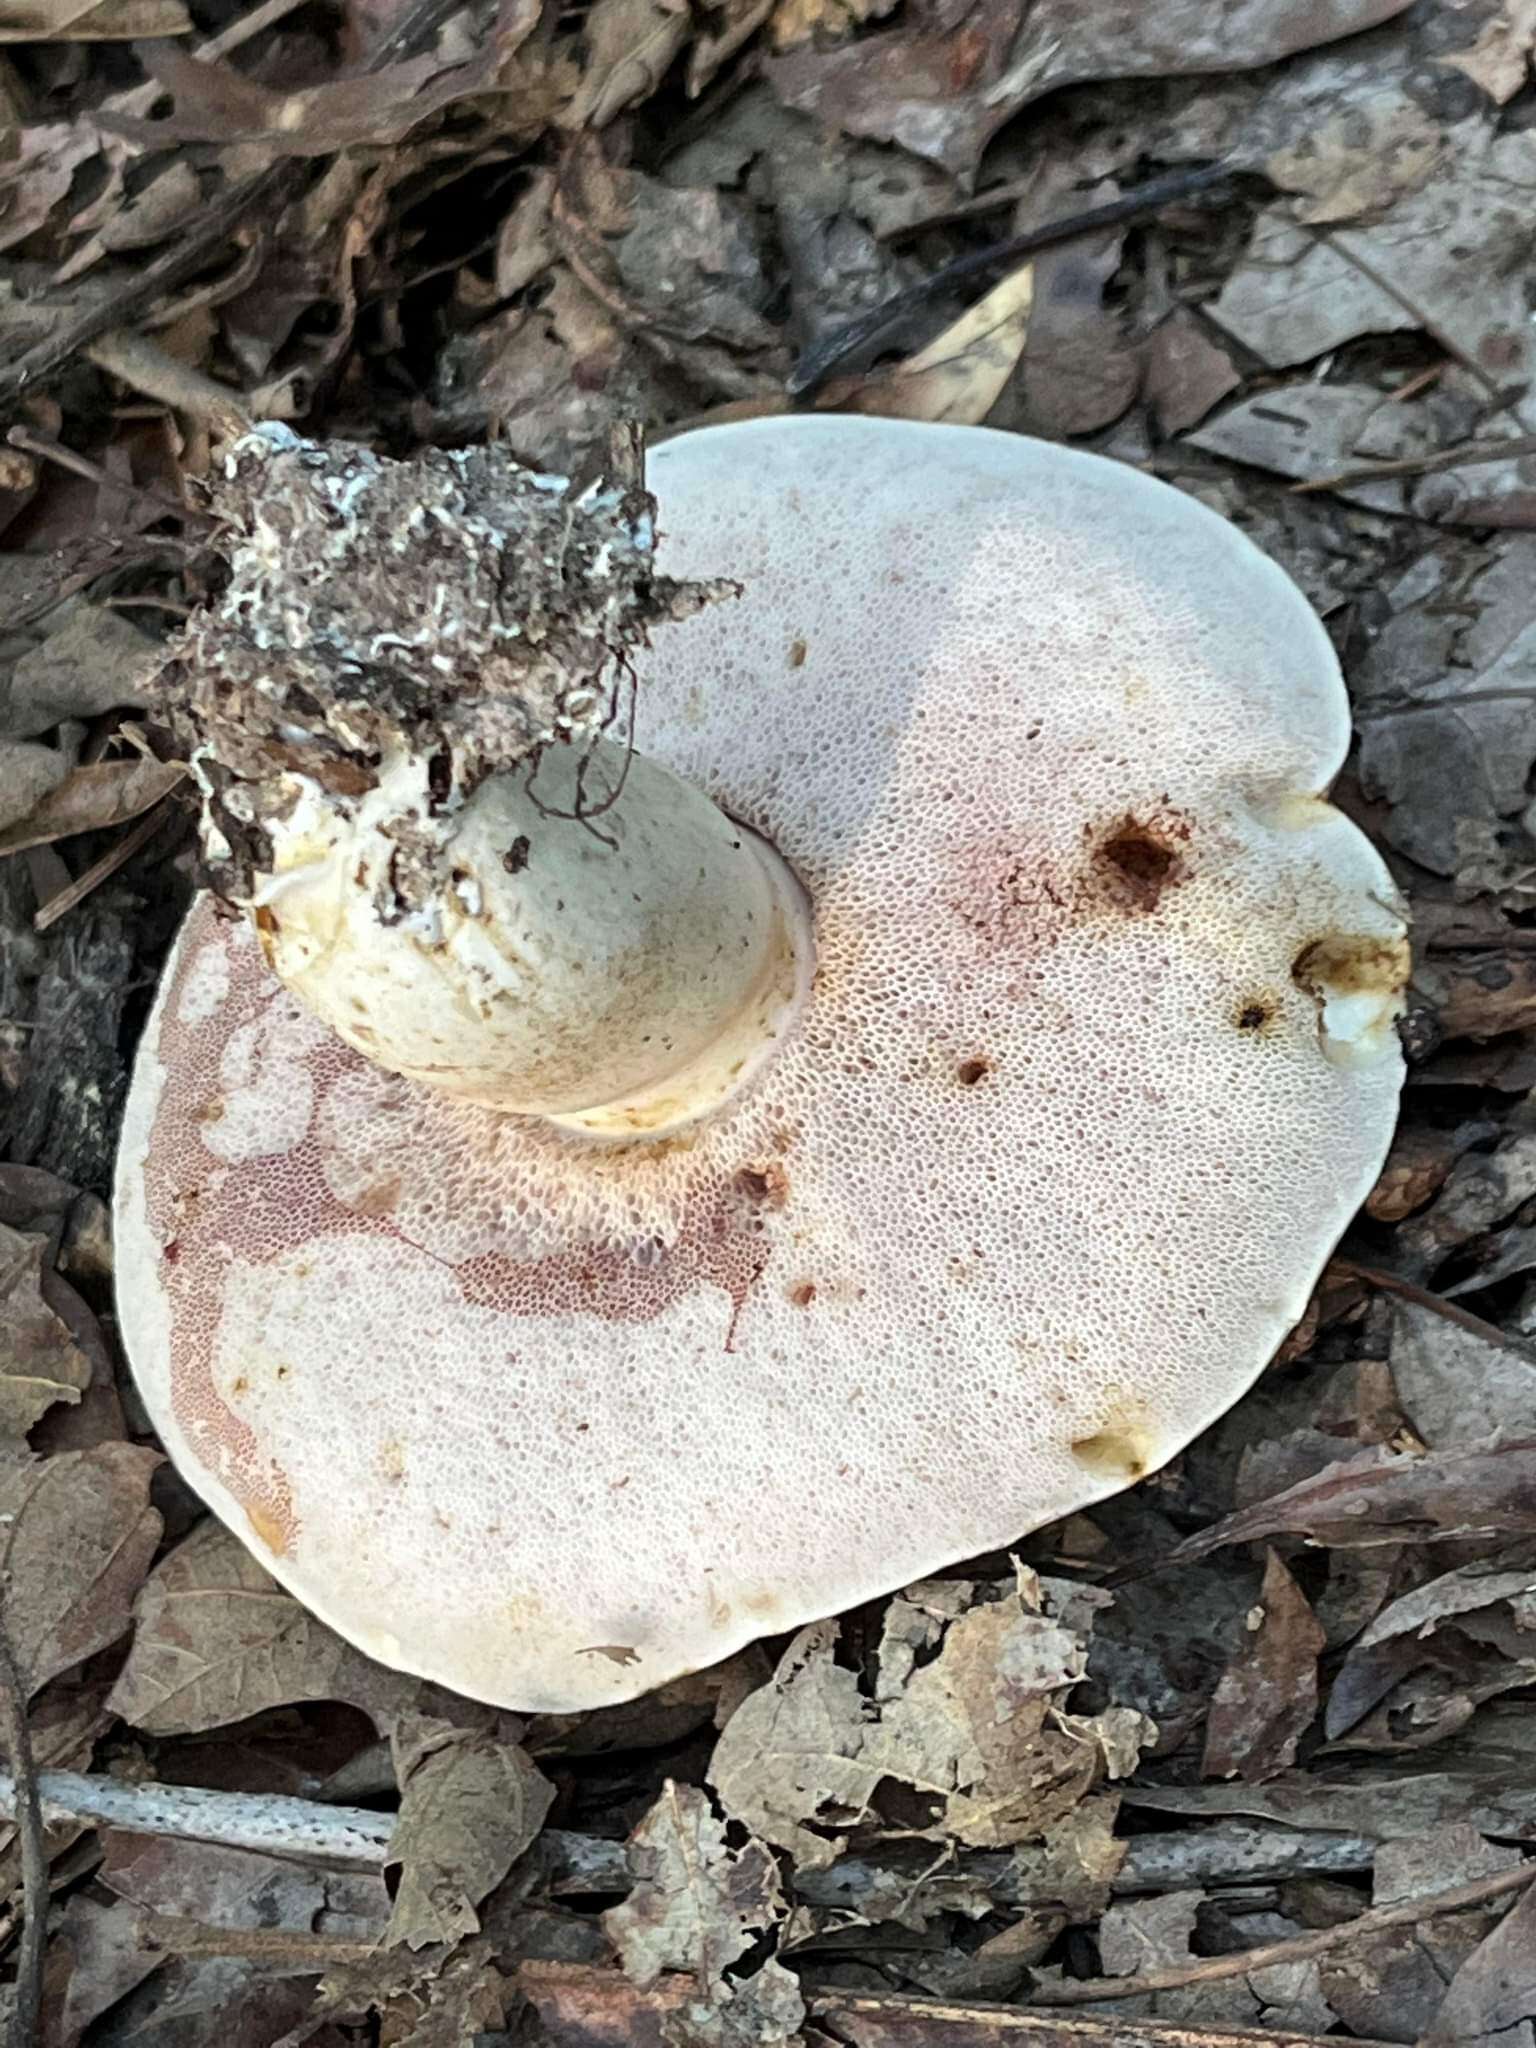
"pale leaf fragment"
0,1223,92,1437
605,1782,805,2047
833,262,1033,426
711,1580,1154,1869
0,757,184,856
0,0,186,40
108,1519,423,1736
0,1442,162,1695
384,1714,554,1950
561,0,689,129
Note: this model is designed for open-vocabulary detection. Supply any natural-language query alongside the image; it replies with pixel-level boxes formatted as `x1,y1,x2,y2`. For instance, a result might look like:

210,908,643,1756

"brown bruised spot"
1071,1424,1154,1484
1092,808,1192,914
1292,931,1412,1001
736,1161,790,1208
788,1280,817,1307
953,803,1195,959
252,903,280,968
503,835,531,875
246,1497,294,1558
195,1097,226,1124
1234,993,1280,1035
957,1056,992,1086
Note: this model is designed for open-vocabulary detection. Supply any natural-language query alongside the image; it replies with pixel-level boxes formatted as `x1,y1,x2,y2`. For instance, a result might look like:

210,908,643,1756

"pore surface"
116,418,1405,1710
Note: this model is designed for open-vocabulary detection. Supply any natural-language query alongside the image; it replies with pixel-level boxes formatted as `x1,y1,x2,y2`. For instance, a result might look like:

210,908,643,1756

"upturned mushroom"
115,415,1408,1712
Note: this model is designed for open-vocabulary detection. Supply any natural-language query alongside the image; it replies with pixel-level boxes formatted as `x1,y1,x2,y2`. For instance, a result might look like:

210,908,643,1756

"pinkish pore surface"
116,417,1407,1711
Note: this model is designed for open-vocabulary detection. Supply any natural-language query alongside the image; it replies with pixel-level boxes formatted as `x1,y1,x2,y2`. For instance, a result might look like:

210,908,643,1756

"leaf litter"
7,0,1536,2039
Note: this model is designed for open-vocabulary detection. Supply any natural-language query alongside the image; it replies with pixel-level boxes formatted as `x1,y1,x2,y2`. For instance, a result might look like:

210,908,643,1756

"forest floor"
5,0,1536,2042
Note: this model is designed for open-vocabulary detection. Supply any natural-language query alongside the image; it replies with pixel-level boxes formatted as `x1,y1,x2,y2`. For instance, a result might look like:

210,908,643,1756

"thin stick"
0,1771,392,1868
33,798,182,933
1292,431,1536,495
5,426,197,524
1332,1258,1527,1352
0,1773,1383,1907
0,164,298,406
138,1915,378,1965
0,1624,47,2048
103,0,321,119
85,332,250,437
788,162,1241,398
1031,1859,1533,2005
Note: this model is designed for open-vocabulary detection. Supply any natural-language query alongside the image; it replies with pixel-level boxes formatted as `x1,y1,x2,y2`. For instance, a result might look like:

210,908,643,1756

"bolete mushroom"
115,416,1408,1712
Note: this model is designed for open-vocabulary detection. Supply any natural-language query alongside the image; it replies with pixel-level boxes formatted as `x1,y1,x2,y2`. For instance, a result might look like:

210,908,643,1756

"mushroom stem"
157,425,817,1137
254,737,815,1134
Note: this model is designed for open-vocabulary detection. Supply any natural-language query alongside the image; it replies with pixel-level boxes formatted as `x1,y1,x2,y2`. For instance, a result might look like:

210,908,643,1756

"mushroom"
115,415,1408,1713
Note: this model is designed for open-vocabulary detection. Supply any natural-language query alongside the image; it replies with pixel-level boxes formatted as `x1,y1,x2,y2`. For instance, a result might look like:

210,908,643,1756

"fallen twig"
5,425,200,525
1292,431,1536,495
0,1621,46,2048
1029,1859,1534,2005
33,796,186,934
788,162,1242,398
521,1963,1408,2047
138,1914,378,1966
0,1770,392,1868
1332,1259,1529,1352
0,1773,1380,1909
85,331,251,437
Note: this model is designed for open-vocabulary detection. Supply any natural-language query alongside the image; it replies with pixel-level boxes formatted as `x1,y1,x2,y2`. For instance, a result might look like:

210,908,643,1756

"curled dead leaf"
0,755,184,856
826,262,1033,426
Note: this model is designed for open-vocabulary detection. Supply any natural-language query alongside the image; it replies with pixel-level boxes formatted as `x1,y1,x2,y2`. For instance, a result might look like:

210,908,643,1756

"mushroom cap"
115,417,1407,1712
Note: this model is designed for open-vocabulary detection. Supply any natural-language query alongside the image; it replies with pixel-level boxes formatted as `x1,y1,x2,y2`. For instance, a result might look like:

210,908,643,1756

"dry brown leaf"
384,1713,555,1950
101,1830,389,1938
767,0,1415,179
1390,1305,1536,1452
1325,125,1536,403
1266,94,1444,223
387,1941,513,2048
1169,1442,1536,1563
107,1517,421,1735
1,602,155,737
0,741,69,834
604,1781,804,2047
1422,1872,1536,2046
767,0,893,52
0,1221,93,1437
0,122,102,255
1366,1128,1466,1223
1142,310,1240,435
109,43,501,155
38,1894,163,2048
1202,1549,1327,1782
0,1441,161,1695
494,170,556,298
0,755,183,855
828,262,1032,426
0,0,185,39
688,0,775,92
1437,0,1536,103
561,0,689,129
1207,214,1418,369
710,1578,1152,1870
